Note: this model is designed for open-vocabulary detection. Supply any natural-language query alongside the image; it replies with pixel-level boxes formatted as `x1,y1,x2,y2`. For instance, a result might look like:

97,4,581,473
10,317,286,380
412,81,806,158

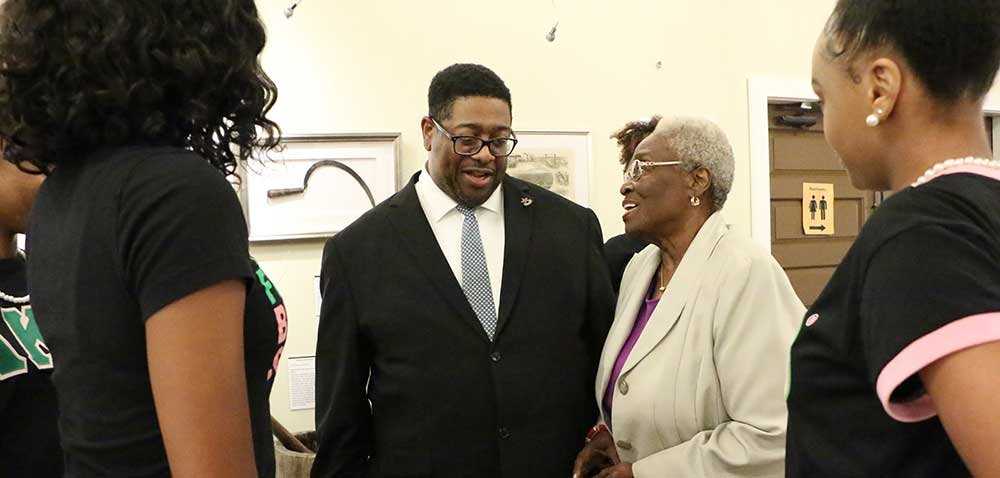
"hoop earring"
689,196,701,207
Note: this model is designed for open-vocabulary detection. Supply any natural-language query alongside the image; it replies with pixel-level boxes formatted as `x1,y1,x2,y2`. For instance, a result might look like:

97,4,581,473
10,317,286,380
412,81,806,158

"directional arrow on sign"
808,225,827,231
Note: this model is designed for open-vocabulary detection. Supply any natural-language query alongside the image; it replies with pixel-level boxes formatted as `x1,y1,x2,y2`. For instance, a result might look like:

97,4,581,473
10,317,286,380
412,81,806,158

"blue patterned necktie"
456,205,497,340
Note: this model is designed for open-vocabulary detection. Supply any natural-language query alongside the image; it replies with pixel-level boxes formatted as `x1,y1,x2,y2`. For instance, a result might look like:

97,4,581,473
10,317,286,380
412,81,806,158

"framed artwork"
505,130,591,205
240,133,400,242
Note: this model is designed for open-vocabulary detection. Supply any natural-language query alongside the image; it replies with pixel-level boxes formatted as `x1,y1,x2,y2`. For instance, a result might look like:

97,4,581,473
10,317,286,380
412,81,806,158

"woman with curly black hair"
0,1,285,477
603,116,660,294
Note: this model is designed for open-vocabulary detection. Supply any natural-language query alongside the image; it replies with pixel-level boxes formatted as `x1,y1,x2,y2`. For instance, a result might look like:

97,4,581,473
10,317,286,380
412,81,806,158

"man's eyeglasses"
623,158,681,183
431,117,518,157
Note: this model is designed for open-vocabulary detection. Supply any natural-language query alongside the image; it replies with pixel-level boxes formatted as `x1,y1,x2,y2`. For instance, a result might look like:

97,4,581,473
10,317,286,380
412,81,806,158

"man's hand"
572,429,620,478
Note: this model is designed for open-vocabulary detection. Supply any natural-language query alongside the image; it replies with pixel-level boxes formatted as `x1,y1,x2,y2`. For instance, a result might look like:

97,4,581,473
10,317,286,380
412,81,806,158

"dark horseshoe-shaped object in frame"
267,159,377,208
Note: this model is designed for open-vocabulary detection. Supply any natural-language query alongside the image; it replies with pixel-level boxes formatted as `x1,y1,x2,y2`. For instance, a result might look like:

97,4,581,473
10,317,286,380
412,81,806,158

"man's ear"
421,117,434,152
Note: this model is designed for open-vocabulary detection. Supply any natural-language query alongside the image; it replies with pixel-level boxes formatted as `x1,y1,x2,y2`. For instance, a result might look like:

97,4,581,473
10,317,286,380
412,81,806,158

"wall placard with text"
802,183,834,235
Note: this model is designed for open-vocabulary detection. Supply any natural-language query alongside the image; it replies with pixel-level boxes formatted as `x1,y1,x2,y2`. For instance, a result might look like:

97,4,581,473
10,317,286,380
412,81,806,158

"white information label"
287,356,316,411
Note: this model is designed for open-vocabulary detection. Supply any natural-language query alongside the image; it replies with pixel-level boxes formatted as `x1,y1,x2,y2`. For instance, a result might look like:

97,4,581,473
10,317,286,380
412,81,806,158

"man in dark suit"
311,64,615,478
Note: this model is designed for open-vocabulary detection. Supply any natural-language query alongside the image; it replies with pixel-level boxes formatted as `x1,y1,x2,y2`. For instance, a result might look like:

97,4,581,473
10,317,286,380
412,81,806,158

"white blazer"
596,213,804,478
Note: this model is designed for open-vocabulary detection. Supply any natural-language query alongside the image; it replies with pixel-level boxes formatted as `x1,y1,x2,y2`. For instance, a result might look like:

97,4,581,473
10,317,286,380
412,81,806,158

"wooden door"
768,103,874,307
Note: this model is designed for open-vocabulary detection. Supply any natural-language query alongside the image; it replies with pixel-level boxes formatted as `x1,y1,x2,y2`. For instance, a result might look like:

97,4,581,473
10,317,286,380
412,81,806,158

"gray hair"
652,117,735,211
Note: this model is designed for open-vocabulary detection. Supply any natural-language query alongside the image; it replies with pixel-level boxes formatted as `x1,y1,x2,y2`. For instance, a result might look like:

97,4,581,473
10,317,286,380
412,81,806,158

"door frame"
747,76,1000,252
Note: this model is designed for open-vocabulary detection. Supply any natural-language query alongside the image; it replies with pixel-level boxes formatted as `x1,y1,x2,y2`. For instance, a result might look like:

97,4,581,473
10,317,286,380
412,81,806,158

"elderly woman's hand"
572,428,620,478
594,463,633,478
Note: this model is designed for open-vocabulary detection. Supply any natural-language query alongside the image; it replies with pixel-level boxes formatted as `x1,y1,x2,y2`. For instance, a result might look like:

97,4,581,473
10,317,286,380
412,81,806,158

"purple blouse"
602,276,661,419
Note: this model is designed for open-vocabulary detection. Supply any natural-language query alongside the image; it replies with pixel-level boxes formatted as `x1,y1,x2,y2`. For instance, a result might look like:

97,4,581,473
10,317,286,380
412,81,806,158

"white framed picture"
241,134,400,242
506,130,591,205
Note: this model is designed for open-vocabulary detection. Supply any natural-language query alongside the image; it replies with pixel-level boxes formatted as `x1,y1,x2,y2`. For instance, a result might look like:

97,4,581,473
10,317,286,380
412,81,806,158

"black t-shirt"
787,172,1000,477
28,146,287,477
0,254,63,477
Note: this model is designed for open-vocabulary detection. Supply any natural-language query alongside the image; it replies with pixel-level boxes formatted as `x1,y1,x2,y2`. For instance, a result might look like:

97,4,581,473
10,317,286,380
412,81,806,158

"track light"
545,22,558,42
285,0,303,19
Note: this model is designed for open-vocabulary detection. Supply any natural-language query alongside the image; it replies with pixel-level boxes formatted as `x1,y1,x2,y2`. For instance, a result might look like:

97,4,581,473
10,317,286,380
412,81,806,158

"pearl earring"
866,108,885,127
689,196,701,207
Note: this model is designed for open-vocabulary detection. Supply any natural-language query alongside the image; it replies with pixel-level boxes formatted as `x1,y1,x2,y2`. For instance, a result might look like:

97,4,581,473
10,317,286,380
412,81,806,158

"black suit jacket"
603,234,649,295
312,173,615,478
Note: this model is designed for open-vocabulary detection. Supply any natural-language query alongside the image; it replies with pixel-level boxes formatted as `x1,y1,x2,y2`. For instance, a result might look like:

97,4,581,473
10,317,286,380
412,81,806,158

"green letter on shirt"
0,334,27,380
256,268,277,306
2,307,53,370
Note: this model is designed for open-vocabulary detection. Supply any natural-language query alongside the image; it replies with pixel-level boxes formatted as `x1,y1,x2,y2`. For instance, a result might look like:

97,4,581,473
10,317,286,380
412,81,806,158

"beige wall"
252,0,999,432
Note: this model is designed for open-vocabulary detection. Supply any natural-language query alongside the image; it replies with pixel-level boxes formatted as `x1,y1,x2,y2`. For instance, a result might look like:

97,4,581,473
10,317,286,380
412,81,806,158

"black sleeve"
116,153,252,321
860,224,1000,407
603,234,647,294
312,238,372,478
584,210,615,409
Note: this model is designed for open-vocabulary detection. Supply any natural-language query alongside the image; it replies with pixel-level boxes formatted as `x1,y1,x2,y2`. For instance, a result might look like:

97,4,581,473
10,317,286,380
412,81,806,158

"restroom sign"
802,183,834,236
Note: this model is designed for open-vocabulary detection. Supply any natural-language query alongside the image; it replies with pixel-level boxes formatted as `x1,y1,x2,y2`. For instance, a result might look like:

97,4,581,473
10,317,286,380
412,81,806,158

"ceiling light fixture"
285,0,304,19
545,0,559,42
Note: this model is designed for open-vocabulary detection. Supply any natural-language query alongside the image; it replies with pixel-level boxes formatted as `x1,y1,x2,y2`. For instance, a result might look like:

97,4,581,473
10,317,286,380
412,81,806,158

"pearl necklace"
0,290,28,305
0,251,30,304
911,156,1000,188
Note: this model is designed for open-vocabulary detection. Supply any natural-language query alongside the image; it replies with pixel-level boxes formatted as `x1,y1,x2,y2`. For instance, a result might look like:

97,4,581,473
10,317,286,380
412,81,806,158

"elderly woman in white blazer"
574,118,804,478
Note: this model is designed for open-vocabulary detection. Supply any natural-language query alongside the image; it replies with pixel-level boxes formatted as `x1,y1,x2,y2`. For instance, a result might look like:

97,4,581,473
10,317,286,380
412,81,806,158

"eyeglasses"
431,118,518,157
624,159,681,182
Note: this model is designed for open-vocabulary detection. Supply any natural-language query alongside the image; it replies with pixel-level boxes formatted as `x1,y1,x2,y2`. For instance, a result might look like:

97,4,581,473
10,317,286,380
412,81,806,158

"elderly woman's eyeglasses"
431,118,518,158
624,159,681,182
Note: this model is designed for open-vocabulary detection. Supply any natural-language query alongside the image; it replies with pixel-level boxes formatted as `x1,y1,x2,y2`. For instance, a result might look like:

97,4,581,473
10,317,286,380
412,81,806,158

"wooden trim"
747,78,817,252
992,116,999,161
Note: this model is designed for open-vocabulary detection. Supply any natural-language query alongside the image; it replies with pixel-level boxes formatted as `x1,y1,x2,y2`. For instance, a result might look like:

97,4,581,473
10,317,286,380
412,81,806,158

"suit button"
618,377,629,395
498,427,511,439
616,440,633,451
490,352,502,363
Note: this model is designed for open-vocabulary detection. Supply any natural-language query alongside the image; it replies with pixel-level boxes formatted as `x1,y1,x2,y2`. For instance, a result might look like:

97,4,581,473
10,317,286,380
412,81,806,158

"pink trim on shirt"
917,164,1000,185
876,312,1000,423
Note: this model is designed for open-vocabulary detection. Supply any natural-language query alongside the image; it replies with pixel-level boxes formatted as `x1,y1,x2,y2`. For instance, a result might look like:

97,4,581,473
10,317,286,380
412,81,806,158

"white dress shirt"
414,169,505,313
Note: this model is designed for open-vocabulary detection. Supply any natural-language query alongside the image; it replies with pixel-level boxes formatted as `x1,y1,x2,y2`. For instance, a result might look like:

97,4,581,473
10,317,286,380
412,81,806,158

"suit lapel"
495,177,533,336
619,213,729,376
387,172,490,343
596,245,659,405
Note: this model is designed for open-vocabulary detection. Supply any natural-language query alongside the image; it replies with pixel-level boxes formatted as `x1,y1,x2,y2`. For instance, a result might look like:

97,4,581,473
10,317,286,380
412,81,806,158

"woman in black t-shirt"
0,2,284,477
787,1,1000,477
0,159,62,477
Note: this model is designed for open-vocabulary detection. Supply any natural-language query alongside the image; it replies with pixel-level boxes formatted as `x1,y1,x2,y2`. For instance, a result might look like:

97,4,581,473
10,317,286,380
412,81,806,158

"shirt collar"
416,167,504,223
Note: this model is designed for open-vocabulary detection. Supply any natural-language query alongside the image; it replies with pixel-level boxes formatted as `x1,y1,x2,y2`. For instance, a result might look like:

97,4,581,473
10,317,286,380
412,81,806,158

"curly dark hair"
825,0,1000,103
0,0,281,176
611,115,662,168
428,64,512,122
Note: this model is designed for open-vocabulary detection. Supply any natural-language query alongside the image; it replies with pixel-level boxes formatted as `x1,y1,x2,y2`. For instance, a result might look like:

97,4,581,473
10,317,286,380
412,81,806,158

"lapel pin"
520,196,533,207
